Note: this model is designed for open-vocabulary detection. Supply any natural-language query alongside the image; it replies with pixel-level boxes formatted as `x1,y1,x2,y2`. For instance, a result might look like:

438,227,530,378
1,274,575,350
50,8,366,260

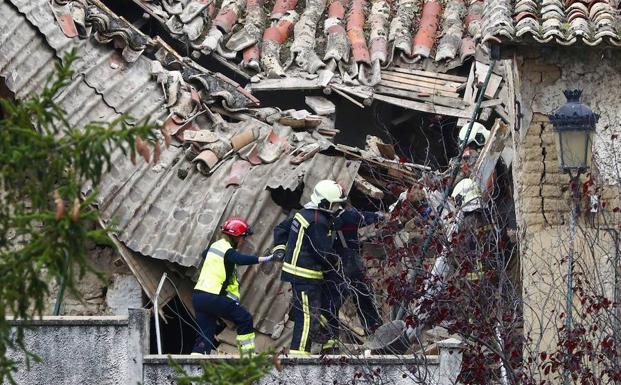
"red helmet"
221,217,253,237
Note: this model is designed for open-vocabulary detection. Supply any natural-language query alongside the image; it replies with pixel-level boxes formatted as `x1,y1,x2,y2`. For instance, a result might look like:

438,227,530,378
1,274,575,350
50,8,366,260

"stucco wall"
6,309,149,385
513,46,621,371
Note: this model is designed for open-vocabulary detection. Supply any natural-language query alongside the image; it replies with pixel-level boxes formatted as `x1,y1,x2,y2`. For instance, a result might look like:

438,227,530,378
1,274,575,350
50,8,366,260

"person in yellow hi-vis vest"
192,217,273,356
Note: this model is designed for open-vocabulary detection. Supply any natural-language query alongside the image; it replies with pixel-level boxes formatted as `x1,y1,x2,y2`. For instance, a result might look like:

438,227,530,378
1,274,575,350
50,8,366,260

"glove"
376,211,388,221
259,255,273,264
273,249,285,262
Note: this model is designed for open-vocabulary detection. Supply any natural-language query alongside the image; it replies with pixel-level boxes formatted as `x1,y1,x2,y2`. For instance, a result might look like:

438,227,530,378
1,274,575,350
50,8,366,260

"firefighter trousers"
191,290,254,354
322,276,382,339
289,283,322,355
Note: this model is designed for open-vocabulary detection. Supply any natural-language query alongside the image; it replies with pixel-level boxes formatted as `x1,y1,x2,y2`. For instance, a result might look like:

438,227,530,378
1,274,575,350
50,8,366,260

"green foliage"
0,49,157,383
170,353,274,385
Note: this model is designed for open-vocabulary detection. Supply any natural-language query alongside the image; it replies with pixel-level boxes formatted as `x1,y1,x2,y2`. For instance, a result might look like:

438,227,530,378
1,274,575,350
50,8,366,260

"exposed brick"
523,213,545,228
541,185,562,197
542,211,565,225
522,172,544,186
523,147,544,162
530,113,550,123
543,197,568,212
522,194,543,209
521,187,542,198
542,172,565,185
524,131,549,148
545,160,562,171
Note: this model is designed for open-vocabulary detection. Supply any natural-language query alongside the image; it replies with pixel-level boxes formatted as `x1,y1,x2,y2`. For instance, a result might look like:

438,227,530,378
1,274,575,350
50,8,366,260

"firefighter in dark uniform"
272,180,346,355
321,205,384,353
192,217,273,356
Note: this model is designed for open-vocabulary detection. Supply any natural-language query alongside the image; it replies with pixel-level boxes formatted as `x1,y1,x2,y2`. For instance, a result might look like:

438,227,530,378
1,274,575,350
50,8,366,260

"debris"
193,149,220,175
354,174,384,199
290,143,321,164
230,126,260,150
279,110,323,129
305,96,336,115
225,160,253,186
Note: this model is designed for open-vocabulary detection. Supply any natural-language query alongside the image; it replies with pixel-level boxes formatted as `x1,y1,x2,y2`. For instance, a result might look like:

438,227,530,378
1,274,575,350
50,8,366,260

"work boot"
320,339,340,355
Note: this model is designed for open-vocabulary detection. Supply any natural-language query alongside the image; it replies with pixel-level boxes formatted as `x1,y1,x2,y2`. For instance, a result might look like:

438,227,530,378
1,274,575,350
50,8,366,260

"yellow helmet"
459,122,489,147
310,180,346,209
451,178,481,209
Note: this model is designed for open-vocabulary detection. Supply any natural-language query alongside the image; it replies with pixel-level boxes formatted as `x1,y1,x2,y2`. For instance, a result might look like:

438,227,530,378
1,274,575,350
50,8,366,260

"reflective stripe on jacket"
273,209,337,284
194,238,241,300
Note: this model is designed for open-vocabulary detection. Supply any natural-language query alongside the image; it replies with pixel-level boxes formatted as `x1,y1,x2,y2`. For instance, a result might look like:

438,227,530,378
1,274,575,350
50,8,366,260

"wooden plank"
332,86,365,108
389,67,468,82
381,70,463,89
479,99,502,108
381,75,457,95
494,105,510,123
374,85,470,110
331,83,373,99
457,62,477,127
250,77,322,91
373,93,473,119
473,119,509,195
475,61,502,99
381,73,460,93
211,53,251,81
379,79,460,98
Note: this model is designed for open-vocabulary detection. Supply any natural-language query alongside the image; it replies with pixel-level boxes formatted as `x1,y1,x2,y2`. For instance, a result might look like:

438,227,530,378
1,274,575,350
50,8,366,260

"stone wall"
44,242,143,316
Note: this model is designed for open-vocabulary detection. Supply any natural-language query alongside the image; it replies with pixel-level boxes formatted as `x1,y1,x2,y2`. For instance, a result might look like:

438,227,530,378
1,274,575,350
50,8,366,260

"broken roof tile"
62,0,482,87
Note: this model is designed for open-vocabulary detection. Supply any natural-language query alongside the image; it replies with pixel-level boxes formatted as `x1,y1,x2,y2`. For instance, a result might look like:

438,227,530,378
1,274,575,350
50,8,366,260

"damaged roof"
482,0,621,46
56,0,485,86
1,0,364,352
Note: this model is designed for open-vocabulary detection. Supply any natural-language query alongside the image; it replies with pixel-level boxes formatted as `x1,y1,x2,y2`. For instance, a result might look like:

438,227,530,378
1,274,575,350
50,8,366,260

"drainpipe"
154,273,168,355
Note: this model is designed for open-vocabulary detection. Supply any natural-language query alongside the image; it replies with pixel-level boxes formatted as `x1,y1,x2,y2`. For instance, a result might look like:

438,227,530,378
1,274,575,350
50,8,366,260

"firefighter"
191,217,273,356
321,204,384,353
272,180,346,355
455,122,493,187
450,178,492,285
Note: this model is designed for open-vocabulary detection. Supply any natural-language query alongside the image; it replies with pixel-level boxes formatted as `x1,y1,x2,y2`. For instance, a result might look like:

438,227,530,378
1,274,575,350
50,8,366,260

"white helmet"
459,122,490,147
310,180,346,209
451,178,482,211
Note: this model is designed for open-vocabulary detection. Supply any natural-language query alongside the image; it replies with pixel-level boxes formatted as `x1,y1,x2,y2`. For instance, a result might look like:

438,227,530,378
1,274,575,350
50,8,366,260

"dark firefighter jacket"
273,208,338,285
332,209,379,279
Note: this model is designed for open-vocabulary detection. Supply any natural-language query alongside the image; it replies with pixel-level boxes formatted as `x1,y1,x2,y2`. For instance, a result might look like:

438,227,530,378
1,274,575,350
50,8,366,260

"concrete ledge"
7,315,129,327
144,354,440,366
143,353,445,385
